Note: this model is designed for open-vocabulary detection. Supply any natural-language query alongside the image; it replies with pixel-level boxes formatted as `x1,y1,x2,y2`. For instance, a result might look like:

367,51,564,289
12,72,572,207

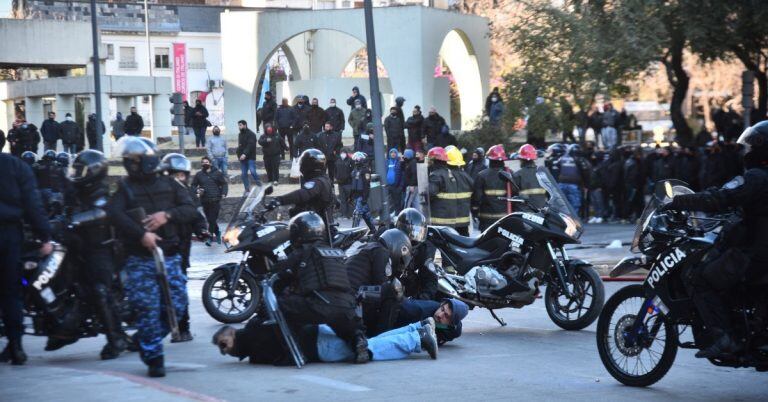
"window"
119,46,137,69
188,48,206,69
107,44,114,60
154,47,170,69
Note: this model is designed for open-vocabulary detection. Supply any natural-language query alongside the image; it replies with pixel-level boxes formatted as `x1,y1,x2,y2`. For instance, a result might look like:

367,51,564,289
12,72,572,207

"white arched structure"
221,5,489,134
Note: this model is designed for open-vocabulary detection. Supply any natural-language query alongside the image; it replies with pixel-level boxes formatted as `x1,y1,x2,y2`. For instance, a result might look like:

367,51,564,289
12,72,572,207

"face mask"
213,131,220,136
391,112,397,117
355,105,362,109
340,153,347,160
66,117,73,121
491,97,498,102
312,103,318,107
330,102,336,107
202,163,211,170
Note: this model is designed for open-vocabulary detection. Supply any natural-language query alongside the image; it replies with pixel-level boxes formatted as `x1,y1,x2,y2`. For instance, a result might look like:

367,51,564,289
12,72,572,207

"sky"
0,0,11,16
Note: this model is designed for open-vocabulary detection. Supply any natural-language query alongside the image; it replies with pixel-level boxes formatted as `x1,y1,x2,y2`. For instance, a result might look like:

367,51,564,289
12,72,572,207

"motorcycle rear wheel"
596,284,678,387
202,270,260,324
544,264,604,330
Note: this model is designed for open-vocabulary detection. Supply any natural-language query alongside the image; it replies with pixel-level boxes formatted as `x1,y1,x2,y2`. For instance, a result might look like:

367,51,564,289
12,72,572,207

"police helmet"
21,151,37,166
42,149,57,163
288,211,326,245
56,152,70,168
69,150,108,188
299,148,327,179
395,208,427,245
351,151,368,165
567,143,582,156
738,120,768,168
547,143,566,157
116,136,159,179
160,153,192,174
378,229,413,274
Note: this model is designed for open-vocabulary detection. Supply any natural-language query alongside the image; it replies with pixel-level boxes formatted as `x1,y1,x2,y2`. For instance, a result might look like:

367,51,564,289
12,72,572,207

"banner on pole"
173,43,188,101
258,63,271,109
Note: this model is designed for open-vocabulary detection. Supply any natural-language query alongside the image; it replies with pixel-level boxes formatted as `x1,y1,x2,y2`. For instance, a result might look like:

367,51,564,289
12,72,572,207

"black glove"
265,198,281,210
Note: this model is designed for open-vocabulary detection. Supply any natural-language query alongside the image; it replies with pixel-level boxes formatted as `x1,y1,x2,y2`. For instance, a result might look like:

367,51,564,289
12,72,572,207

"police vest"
298,247,351,295
557,155,581,184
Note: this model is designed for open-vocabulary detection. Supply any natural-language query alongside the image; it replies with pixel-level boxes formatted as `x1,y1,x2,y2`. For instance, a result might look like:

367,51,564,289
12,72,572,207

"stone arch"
437,28,484,130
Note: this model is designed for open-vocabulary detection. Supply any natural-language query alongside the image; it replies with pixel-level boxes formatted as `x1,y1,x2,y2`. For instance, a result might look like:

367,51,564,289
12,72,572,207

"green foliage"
456,121,519,153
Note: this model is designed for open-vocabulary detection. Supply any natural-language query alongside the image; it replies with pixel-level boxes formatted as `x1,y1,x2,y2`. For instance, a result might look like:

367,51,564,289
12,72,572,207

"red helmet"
486,144,506,161
518,144,537,161
427,147,448,162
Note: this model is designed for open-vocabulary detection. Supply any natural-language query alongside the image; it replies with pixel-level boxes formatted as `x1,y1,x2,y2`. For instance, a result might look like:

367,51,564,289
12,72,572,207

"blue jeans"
558,183,582,212
601,127,618,150
317,323,422,362
63,143,78,154
213,156,228,174
589,188,605,218
240,159,262,191
123,254,187,361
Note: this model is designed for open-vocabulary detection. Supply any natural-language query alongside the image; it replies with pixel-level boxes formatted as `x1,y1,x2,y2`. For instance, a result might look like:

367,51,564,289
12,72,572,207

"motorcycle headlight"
559,213,579,238
223,226,243,247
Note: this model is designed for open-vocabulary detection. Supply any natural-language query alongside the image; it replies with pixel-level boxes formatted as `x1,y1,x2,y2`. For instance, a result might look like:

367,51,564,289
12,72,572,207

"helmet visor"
737,126,755,152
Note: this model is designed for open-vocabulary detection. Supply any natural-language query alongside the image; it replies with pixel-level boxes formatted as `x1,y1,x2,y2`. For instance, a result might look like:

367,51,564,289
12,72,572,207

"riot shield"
416,162,431,223
263,277,306,368
153,247,182,342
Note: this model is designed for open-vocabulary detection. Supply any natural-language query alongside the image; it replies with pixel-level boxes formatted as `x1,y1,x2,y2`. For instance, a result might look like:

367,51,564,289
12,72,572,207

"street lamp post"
363,0,390,225
89,0,103,151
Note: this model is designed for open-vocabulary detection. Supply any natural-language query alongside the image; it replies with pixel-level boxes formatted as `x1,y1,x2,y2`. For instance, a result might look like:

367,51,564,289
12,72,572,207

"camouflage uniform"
123,254,187,361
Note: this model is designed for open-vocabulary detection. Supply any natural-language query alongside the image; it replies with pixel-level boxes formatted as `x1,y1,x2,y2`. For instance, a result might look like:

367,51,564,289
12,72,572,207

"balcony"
188,62,207,70
119,61,139,69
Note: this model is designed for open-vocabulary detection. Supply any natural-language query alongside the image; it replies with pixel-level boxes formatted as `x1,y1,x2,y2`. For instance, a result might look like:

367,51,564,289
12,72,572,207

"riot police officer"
268,149,334,226
108,136,197,377
663,121,768,359
160,153,209,342
56,152,70,168
545,143,566,179
345,229,411,336
48,150,127,359
395,208,438,300
35,150,69,216
20,151,37,167
275,211,369,363
471,144,512,231
513,143,549,210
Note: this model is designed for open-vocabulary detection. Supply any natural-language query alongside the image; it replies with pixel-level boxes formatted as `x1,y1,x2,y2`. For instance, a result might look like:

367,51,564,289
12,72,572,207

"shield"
416,162,431,223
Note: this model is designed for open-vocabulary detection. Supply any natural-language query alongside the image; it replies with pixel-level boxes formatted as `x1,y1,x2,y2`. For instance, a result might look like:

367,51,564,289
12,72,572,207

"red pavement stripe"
600,276,645,282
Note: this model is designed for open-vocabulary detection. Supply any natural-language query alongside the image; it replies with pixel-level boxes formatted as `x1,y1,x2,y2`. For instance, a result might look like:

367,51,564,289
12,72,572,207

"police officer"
0,153,53,365
21,151,37,167
108,137,197,377
471,144,513,231
394,208,436,300
556,144,591,213
441,146,473,236
49,150,127,359
56,152,70,168
160,153,210,342
346,229,411,336
545,143,566,179
513,143,549,210
662,121,768,359
268,149,334,226
275,212,369,363
349,151,375,231
35,150,69,217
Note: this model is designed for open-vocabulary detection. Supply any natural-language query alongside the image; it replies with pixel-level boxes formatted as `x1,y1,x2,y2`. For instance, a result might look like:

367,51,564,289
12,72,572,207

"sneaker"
420,317,435,329
147,356,166,378
587,217,596,224
418,323,438,360
353,334,370,364
216,233,222,245
595,217,603,224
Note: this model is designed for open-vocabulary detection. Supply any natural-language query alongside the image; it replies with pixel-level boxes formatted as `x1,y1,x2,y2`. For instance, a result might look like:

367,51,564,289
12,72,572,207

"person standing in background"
124,106,144,136
236,120,262,192
276,98,297,158
193,156,228,245
191,99,210,148
111,112,126,141
259,124,285,186
325,98,346,136
40,111,61,151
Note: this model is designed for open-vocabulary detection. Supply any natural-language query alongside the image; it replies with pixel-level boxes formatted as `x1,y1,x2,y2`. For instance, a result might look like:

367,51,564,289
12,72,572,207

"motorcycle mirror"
498,170,520,192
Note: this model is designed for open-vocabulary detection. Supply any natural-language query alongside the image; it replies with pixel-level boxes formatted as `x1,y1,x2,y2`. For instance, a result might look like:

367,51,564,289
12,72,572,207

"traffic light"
169,92,185,126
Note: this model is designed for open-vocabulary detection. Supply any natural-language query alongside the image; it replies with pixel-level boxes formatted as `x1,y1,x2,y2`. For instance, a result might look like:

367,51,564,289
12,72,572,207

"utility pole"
89,0,103,151
363,0,390,224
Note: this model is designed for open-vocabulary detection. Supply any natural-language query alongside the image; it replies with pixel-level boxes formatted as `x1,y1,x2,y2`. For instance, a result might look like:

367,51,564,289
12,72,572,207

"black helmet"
395,208,427,245
69,150,108,188
160,153,191,174
378,229,412,274
567,143,582,156
288,211,326,245
21,151,37,166
738,121,768,169
299,148,327,179
56,152,70,167
116,136,159,180
42,150,57,163
547,143,566,157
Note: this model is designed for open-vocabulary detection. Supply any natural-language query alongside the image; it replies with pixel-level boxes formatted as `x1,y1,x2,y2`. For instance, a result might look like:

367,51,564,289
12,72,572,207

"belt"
431,216,471,225
436,192,472,200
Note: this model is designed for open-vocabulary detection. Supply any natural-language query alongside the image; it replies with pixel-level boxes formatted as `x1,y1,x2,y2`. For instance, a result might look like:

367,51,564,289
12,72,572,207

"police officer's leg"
86,248,128,359
327,161,336,183
177,243,192,339
165,254,189,340
317,304,369,363
0,226,26,364
124,256,166,367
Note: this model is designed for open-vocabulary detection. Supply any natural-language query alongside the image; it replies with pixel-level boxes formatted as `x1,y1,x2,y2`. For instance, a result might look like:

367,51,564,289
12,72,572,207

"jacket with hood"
60,119,81,145
348,107,367,137
276,104,296,129
405,113,424,144
386,149,403,187
384,114,405,151
346,87,368,110
423,113,447,145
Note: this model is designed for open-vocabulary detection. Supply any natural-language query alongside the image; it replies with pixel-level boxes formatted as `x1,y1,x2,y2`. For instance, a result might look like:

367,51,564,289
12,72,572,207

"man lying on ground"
213,318,438,365
396,298,469,344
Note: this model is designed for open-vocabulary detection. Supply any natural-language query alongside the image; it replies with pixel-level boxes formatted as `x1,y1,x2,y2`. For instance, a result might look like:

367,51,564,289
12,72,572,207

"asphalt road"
2,279,766,402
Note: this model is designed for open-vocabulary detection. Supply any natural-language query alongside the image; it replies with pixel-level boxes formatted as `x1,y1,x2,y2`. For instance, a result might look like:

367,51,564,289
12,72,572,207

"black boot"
45,336,78,351
696,330,742,359
353,334,370,364
100,335,127,360
0,339,28,365
147,356,166,378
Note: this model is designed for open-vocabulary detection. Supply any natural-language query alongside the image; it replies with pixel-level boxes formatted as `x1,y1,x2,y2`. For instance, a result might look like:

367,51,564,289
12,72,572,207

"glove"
196,230,211,242
265,198,281,210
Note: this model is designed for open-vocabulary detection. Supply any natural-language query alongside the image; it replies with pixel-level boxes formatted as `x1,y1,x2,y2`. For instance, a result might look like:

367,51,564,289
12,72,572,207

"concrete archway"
438,29,484,130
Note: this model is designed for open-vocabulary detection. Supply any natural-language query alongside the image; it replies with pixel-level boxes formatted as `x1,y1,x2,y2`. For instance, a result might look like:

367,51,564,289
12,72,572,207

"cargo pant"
123,254,187,362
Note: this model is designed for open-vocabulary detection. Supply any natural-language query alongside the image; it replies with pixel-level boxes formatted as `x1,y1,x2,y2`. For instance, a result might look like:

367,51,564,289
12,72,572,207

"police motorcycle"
202,184,370,323
596,179,768,387
424,167,604,330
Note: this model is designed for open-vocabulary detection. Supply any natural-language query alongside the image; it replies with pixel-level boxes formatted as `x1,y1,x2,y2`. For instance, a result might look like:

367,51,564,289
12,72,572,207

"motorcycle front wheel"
202,270,261,324
544,264,604,330
596,284,678,387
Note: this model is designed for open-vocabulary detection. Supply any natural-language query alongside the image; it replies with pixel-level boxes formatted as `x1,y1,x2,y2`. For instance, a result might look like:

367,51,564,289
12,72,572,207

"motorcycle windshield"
631,179,695,253
534,167,584,239
223,184,268,243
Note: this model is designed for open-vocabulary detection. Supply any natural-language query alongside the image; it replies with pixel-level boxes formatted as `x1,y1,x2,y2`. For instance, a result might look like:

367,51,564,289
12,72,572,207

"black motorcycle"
596,179,768,387
423,167,604,330
0,211,132,345
202,185,370,323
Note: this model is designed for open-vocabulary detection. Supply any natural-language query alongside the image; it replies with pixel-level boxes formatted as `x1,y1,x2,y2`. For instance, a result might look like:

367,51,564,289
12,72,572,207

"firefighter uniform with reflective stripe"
513,162,549,210
471,165,513,231
428,164,472,232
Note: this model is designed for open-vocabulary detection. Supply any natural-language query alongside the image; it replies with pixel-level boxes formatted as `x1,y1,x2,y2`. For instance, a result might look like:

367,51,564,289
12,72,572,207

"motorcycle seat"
436,227,479,248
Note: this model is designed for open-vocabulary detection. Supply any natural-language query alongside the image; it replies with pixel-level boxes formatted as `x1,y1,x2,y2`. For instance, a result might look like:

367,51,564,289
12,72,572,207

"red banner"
173,43,188,100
